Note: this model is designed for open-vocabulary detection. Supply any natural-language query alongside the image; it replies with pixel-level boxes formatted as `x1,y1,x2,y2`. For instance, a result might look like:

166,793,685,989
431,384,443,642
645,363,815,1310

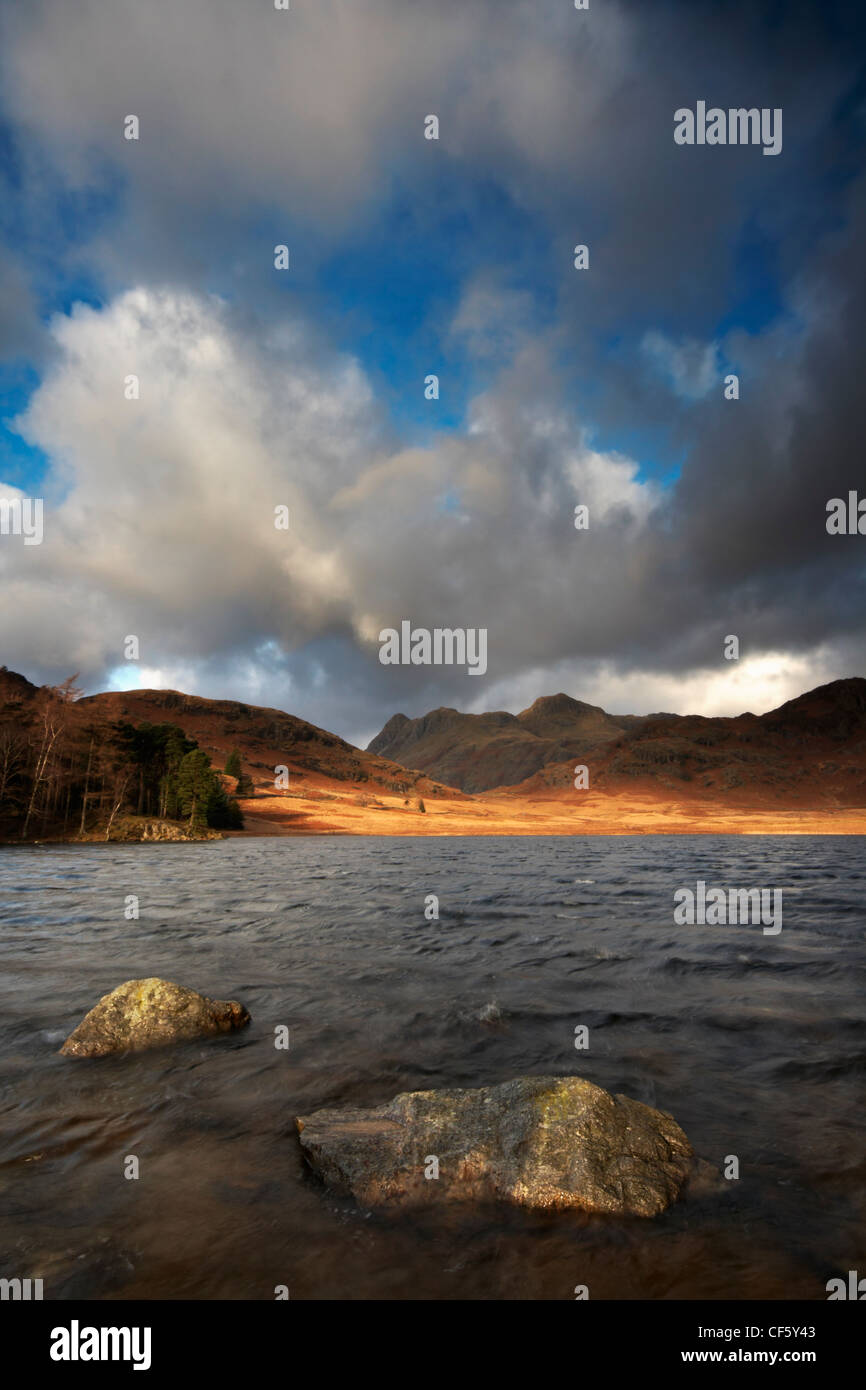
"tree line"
0,675,244,839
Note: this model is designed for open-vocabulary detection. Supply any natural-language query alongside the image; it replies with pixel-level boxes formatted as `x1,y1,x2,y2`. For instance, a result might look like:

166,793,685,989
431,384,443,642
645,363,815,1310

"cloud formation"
0,0,863,742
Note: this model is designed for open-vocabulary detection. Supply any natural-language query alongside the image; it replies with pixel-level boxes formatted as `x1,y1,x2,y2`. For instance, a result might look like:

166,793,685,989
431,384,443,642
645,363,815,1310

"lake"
0,834,863,1299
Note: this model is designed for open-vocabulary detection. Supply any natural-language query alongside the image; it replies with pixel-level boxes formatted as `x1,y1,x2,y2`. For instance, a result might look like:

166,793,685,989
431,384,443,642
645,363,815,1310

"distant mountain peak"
518,692,604,719
367,691,635,791
366,675,866,794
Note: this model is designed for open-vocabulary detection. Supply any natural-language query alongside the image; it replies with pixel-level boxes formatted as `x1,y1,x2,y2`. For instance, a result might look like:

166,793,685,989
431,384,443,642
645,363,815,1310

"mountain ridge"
368,677,866,801
3,668,865,835
368,690,660,792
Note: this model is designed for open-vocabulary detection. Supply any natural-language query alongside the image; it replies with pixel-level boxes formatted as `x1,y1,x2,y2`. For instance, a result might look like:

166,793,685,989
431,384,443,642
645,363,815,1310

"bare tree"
78,734,95,837
104,771,131,840
20,707,63,839
53,674,83,704
0,729,27,814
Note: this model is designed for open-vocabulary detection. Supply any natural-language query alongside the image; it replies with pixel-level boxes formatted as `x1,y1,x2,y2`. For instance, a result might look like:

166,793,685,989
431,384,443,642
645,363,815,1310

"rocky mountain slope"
369,679,866,805
368,693,661,792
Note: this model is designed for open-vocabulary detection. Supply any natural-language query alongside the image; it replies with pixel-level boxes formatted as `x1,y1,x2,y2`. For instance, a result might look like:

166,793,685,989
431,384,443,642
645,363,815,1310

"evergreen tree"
206,781,244,829
224,748,243,779
176,750,214,829
161,726,193,818
235,771,254,798
176,748,245,830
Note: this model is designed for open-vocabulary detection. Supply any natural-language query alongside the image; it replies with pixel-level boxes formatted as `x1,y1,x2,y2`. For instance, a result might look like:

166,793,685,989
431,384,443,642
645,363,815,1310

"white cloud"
0,286,663,720
3,288,378,671
1,283,859,743
641,330,721,400
475,649,843,722
449,274,538,362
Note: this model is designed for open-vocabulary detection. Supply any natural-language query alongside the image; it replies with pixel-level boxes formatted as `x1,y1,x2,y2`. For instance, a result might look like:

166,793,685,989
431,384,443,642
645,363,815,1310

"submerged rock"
296,1075,693,1216
60,978,250,1057
478,1000,503,1025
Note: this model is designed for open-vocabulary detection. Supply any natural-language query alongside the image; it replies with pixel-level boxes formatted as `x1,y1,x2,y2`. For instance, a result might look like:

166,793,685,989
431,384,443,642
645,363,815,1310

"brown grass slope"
3,668,865,838
0,667,459,838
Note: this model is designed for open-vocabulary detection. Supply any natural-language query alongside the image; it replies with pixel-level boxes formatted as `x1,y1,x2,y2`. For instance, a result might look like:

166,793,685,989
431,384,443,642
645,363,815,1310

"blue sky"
2,157,787,494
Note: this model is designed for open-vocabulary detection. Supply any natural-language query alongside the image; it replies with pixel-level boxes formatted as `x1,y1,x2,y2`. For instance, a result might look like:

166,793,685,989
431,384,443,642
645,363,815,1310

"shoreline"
5,795,865,844
226,788,866,837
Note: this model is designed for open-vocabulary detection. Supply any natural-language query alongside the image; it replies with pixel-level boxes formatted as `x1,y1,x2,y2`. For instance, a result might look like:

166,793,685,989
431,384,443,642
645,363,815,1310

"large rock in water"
296,1075,693,1216
60,978,250,1057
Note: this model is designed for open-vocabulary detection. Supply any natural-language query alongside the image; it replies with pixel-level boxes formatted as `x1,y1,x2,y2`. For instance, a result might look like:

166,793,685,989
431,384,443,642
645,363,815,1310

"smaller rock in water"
60,978,250,1057
296,1075,693,1216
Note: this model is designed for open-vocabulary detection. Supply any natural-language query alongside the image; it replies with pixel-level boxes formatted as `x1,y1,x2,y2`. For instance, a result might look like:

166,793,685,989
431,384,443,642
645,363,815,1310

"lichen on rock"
60,977,250,1057
296,1075,693,1216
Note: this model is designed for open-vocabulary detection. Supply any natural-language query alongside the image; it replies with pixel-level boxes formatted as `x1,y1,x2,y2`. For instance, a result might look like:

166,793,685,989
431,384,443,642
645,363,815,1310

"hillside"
74,685,449,799
3,666,865,840
0,667,457,841
504,677,866,808
368,694,659,793
369,679,866,807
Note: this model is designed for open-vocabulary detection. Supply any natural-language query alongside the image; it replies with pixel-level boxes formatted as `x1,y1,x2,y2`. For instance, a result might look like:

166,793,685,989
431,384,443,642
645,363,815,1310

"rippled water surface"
0,835,864,1300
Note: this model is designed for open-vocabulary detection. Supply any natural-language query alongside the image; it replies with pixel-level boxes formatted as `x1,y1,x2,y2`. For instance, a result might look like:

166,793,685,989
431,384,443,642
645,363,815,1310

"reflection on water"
0,835,863,1300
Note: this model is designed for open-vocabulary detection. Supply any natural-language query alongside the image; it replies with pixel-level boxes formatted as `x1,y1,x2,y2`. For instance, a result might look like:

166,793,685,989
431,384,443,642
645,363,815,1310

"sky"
0,0,864,748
